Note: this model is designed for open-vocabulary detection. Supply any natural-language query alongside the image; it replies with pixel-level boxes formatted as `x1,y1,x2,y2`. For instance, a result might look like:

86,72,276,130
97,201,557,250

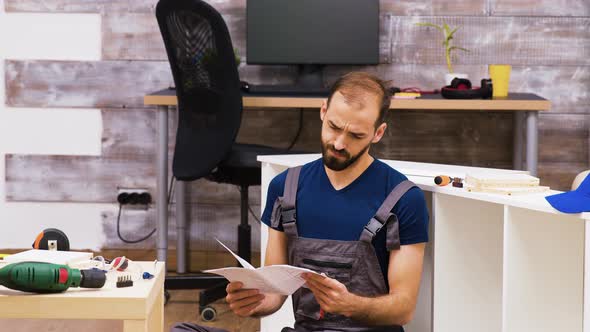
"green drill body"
0,262,100,293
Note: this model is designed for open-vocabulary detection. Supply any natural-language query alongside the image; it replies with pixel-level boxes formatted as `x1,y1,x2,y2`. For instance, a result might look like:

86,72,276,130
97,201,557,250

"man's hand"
224,227,289,318
225,281,265,317
302,273,357,317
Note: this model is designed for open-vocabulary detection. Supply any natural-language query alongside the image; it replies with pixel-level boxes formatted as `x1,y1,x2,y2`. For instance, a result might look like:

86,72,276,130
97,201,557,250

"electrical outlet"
117,188,151,205
117,188,149,195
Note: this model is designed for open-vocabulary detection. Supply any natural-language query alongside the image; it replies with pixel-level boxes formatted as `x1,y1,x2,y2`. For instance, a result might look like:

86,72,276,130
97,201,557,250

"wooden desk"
144,89,550,268
0,262,165,332
145,88,550,111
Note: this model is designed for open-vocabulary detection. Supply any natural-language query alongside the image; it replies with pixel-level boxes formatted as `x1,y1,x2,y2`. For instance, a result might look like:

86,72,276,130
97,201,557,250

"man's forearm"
251,293,287,317
347,292,414,326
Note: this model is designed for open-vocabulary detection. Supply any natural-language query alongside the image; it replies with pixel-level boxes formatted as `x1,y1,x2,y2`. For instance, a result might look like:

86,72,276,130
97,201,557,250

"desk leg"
157,106,169,262
513,112,524,170
148,290,165,332
124,319,148,332
176,180,188,273
525,111,539,177
123,298,163,332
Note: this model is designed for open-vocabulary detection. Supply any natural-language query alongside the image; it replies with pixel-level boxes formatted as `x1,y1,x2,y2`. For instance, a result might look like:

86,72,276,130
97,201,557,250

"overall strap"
280,166,302,237
359,180,416,250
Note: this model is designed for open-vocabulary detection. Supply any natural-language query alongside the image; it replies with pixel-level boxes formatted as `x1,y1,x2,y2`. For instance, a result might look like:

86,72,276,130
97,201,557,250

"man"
226,72,429,331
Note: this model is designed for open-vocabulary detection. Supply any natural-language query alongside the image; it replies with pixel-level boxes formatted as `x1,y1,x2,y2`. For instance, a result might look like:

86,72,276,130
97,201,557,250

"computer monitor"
246,0,379,87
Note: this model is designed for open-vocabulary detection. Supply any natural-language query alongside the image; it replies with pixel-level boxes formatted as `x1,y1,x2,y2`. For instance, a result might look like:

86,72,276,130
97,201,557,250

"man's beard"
321,141,371,171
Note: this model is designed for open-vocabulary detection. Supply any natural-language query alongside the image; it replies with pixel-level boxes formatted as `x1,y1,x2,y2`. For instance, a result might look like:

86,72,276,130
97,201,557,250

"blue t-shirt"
261,158,429,285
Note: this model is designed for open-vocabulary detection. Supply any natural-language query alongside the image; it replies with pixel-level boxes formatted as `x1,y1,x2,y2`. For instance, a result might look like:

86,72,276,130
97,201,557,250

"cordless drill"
0,261,106,293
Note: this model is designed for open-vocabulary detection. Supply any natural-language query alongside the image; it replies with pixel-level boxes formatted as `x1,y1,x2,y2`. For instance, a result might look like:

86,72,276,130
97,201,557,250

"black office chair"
156,0,302,322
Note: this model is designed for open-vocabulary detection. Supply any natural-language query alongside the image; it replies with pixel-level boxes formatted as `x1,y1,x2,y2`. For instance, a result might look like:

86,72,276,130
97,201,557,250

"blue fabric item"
545,173,590,213
261,158,429,284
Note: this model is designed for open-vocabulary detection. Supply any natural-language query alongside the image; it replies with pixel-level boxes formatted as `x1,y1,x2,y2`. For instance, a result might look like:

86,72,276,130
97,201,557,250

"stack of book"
465,173,549,196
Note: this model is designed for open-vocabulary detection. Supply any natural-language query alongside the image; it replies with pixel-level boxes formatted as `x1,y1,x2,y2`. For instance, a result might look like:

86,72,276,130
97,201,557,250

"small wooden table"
144,89,550,269
0,262,165,332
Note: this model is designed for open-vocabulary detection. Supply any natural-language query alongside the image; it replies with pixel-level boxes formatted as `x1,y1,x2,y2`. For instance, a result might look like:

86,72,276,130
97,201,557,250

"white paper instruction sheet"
205,239,318,295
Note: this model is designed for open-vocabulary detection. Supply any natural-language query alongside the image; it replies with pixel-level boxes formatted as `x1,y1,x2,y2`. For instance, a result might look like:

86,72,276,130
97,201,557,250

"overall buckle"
281,208,296,224
364,217,383,236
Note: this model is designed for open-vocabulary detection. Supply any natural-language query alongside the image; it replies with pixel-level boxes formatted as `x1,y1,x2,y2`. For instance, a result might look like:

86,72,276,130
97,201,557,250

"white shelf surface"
258,154,589,220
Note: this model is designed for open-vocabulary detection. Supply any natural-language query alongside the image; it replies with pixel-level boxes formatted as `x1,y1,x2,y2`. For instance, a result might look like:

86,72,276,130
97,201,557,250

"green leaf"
443,23,451,40
449,46,470,53
417,21,468,67
448,26,460,39
415,22,443,33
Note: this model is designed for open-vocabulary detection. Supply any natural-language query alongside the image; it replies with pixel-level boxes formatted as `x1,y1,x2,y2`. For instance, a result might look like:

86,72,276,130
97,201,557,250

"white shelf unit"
433,196,585,332
502,206,583,332
258,154,589,332
433,194,504,332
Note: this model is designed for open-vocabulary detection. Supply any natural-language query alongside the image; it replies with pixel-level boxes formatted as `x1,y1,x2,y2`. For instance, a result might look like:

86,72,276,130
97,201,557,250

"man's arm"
227,172,290,318
303,242,425,326
250,227,290,317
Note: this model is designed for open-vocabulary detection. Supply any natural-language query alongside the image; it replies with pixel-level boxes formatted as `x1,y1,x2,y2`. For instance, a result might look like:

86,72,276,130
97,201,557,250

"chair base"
199,281,229,308
164,184,253,321
238,224,251,263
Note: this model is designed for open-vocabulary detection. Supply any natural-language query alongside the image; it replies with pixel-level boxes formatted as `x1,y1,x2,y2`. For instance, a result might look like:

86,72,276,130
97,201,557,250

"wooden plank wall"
4,0,589,256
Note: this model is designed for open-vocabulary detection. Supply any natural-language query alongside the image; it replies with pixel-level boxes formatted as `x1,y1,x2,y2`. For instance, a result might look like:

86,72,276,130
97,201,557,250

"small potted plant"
416,21,470,85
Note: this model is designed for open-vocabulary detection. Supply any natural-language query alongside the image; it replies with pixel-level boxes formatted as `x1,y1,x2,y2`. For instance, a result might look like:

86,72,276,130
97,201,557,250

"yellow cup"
489,64,511,97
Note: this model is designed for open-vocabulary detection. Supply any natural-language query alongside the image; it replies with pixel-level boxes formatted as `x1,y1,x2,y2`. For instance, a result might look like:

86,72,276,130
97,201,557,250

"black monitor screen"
246,0,379,65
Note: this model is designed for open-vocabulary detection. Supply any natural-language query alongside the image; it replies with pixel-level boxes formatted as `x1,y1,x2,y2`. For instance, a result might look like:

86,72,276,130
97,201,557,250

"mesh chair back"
156,0,242,181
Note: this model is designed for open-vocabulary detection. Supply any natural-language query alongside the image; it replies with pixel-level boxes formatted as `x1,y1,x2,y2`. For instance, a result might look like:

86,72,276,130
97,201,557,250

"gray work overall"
271,166,416,332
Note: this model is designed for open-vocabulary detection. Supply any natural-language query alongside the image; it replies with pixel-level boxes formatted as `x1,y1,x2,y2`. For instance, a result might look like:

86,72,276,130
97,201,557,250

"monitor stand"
295,64,325,88
242,64,328,96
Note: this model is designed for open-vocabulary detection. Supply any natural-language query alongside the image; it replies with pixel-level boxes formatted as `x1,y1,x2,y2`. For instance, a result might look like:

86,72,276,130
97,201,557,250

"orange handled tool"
434,175,453,186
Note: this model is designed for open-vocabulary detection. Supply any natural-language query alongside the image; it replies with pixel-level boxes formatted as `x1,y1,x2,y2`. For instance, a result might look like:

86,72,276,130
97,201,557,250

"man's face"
320,91,386,171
